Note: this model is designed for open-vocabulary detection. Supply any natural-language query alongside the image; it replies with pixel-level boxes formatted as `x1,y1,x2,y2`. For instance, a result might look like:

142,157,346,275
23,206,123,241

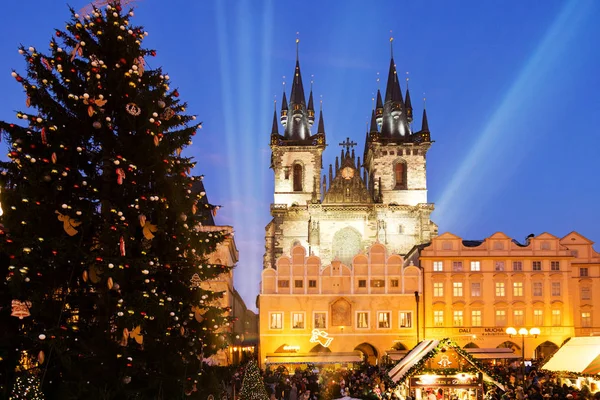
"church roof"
323,148,373,204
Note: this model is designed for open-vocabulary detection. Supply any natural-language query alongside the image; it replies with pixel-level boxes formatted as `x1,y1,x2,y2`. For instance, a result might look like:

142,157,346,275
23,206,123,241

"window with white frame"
453,282,463,297
453,310,464,327
433,261,444,272
581,287,591,301
513,309,524,326
270,312,283,329
356,312,369,329
551,282,561,296
513,282,524,297
551,309,561,326
495,310,507,326
313,312,327,329
433,310,444,326
399,311,412,328
378,312,391,328
582,312,592,328
533,282,543,297
471,310,482,327
533,309,543,326
470,261,481,271
471,282,481,297
433,282,444,297
292,312,305,329
495,282,505,297
551,261,560,271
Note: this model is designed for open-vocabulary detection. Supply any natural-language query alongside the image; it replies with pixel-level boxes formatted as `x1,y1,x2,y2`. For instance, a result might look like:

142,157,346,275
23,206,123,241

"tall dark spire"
307,79,315,127
317,102,326,135
375,89,383,127
384,57,403,105
369,109,378,134
290,39,306,106
280,90,288,126
421,108,429,133
405,75,413,123
271,101,279,135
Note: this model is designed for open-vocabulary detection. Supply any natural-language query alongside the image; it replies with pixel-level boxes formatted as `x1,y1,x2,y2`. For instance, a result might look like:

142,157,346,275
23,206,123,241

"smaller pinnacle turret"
421,108,429,133
375,89,383,127
307,80,315,127
405,77,413,123
271,101,279,135
280,91,288,126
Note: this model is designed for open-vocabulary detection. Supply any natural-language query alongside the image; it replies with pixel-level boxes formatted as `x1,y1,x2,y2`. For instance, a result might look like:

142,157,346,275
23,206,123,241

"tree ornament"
125,102,141,116
38,350,45,365
55,210,81,236
176,147,182,156
157,100,165,108
41,127,48,144
84,97,107,117
139,214,158,240
190,273,201,288
116,168,125,184
107,277,114,289
70,43,83,61
119,236,126,256
11,300,32,319
153,135,159,147
161,107,174,120
82,270,88,282
89,265,103,283
129,325,143,344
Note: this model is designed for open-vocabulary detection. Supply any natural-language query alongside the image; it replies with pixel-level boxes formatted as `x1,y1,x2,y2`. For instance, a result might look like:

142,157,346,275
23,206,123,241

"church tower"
270,40,326,207
264,42,436,271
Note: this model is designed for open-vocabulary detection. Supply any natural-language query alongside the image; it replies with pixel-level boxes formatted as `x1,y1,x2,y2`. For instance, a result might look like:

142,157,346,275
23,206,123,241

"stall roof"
388,339,505,391
542,337,600,374
265,352,362,365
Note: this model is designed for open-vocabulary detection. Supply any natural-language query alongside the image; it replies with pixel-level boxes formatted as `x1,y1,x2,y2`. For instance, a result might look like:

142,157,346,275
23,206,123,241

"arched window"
293,164,303,192
394,161,407,190
332,227,361,266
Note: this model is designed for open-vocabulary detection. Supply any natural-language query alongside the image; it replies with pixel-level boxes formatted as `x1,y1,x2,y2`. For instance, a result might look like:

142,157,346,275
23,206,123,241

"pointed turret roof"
307,89,314,114
421,108,430,132
384,58,403,105
290,59,306,106
376,89,383,110
317,105,326,134
405,86,412,111
369,109,378,134
271,104,279,135
281,91,288,112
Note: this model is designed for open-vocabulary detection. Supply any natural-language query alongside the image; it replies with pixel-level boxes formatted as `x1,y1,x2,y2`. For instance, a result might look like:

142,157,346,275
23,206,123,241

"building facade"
259,43,436,367
411,231,600,359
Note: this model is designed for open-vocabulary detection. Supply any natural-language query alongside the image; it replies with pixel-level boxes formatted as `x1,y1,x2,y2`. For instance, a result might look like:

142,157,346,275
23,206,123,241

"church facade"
259,44,436,367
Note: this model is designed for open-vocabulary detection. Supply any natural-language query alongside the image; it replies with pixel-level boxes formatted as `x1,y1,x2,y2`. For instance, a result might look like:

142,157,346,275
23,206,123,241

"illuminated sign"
410,375,481,387
283,345,300,352
310,329,333,348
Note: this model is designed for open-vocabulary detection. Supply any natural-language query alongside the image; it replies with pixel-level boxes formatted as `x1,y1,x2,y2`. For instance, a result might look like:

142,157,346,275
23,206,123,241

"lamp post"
506,327,540,382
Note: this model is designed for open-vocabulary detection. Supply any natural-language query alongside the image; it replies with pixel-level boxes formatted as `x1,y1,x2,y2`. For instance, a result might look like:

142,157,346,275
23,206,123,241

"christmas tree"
0,1,232,398
239,360,269,400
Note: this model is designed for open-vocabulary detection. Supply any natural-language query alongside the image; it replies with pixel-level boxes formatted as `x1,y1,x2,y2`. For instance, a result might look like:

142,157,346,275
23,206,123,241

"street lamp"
506,327,540,381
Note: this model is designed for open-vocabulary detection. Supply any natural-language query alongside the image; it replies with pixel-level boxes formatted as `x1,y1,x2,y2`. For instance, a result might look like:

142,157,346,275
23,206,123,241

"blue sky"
1,0,599,311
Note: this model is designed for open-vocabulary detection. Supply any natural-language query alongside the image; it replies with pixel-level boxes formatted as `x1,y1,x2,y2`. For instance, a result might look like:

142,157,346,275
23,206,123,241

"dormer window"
293,164,303,192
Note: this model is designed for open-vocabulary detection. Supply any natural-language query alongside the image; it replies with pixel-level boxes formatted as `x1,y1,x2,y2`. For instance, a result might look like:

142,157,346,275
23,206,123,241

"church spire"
282,38,311,142
271,101,279,135
290,39,306,107
405,74,413,123
307,77,315,127
421,107,430,133
317,101,326,135
280,88,288,126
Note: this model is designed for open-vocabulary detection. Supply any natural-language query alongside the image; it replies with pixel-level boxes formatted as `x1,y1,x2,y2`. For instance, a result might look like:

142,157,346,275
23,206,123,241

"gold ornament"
153,135,159,147
107,277,114,290
190,273,202,288
161,107,175,120
82,270,88,282
125,103,141,116
38,350,45,365
55,211,81,236
139,214,158,240
129,325,143,345
11,300,32,319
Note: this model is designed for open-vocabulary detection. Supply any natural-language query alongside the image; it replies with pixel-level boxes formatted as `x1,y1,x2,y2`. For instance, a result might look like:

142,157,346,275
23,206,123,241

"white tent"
542,337,600,374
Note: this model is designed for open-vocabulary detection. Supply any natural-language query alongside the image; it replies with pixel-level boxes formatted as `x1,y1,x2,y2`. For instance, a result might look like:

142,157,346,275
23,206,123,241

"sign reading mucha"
331,298,352,326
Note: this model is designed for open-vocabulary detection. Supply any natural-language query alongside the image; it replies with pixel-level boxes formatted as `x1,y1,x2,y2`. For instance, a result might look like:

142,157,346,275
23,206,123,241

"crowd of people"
227,360,600,400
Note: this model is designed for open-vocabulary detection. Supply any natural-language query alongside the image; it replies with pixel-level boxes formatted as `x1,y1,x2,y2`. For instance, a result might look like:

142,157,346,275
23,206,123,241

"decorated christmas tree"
0,1,232,398
239,360,269,400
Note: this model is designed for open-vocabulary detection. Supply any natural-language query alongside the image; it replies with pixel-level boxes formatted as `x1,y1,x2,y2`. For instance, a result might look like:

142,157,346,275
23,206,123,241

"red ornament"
150,50,156,57
116,168,125,185
41,127,47,144
119,236,126,256
173,90,179,97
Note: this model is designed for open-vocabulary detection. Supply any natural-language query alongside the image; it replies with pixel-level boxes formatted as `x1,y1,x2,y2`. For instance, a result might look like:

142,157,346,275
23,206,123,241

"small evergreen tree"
239,360,269,400
0,1,232,398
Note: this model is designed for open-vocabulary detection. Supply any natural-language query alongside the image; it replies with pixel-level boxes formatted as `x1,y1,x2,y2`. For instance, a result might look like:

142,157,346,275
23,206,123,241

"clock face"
341,167,354,180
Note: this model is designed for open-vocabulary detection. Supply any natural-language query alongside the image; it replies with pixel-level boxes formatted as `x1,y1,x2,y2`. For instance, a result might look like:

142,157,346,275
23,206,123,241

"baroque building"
407,231,600,360
263,44,437,270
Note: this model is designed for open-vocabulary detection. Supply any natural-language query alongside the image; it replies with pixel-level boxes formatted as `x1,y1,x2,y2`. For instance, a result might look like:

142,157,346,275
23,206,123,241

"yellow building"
411,231,600,359
259,243,422,368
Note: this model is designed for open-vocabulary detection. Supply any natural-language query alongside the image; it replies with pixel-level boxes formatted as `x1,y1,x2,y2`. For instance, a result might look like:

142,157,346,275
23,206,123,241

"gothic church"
264,44,438,269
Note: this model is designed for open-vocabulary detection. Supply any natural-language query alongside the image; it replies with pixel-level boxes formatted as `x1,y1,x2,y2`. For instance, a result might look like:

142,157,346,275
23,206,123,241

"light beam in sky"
434,0,592,232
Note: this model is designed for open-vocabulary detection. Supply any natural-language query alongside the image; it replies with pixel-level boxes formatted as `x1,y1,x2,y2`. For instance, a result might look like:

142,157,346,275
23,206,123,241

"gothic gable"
323,154,372,204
